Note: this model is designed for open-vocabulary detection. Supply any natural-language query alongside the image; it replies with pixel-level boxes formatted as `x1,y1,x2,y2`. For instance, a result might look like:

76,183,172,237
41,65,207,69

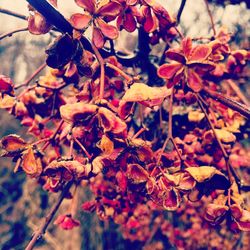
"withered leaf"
127,164,149,184
22,147,42,177
122,82,172,107
1,134,27,152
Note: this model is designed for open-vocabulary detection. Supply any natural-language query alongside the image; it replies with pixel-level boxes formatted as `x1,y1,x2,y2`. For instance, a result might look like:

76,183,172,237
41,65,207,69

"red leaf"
157,63,183,79
97,2,122,17
96,18,119,40
92,27,104,48
204,203,229,225
181,37,192,57
162,188,181,211
1,134,27,152
123,12,137,32
165,50,186,64
189,44,212,61
75,0,96,13
70,13,92,30
98,107,127,136
22,147,42,177
60,102,98,123
187,69,203,92
0,75,14,96
28,12,52,35
54,214,80,230
142,6,158,33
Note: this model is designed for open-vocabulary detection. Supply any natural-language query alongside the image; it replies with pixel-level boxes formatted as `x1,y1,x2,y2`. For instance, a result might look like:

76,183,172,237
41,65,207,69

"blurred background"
0,0,249,249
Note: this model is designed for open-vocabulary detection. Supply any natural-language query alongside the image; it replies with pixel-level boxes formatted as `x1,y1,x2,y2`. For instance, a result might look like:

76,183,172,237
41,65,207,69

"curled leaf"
22,147,42,177
60,102,98,123
98,107,127,136
97,134,114,155
185,166,217,183
1,134,27,152
162,188,181,211
44,159,87,181
204,203,229,225
127,164,149,184
122,82,171,107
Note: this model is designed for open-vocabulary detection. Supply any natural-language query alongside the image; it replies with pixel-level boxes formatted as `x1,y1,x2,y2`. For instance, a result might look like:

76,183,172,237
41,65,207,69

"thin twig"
73,137,92,159
157,89,190,167
227,80,250,107
25,181,73,250
196,94,235,183
91,44,105,100
0,27,28,41
202,87,250,119
15,63,47,89
41,120,64,151
0,8,27,20
204,0,216,36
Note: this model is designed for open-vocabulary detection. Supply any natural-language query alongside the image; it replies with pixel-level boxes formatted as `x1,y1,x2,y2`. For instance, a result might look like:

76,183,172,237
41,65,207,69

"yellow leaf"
185,166,217,182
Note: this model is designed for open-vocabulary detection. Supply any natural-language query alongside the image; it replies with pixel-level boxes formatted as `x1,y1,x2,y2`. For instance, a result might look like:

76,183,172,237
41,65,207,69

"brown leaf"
1,134,27,152
127,164,149,184
44,159,87,180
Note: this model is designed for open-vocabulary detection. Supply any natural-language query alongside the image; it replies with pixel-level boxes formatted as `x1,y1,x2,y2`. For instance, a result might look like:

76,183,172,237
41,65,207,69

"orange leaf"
22,147,42,177
97,134,114,155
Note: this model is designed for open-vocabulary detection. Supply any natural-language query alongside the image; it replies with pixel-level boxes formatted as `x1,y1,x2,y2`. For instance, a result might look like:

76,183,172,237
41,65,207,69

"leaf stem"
105,62,133,82
91,44,105,100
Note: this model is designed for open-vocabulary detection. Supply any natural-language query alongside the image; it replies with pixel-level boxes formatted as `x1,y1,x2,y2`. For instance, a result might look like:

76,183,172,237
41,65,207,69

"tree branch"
25,181,73,250
176,0,186,24
25,0,139,67
0,27,28,41
0,7,27,20
14,62,46,89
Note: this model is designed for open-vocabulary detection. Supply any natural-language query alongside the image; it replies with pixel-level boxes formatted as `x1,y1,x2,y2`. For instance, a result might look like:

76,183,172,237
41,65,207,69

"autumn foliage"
0,0,250,249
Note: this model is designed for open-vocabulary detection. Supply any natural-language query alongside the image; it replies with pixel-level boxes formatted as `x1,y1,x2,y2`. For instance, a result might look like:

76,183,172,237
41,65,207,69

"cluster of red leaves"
0,0,250,248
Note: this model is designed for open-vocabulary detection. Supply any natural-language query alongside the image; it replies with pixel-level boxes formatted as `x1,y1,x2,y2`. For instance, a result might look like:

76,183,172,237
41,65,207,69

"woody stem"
25,181,73,250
